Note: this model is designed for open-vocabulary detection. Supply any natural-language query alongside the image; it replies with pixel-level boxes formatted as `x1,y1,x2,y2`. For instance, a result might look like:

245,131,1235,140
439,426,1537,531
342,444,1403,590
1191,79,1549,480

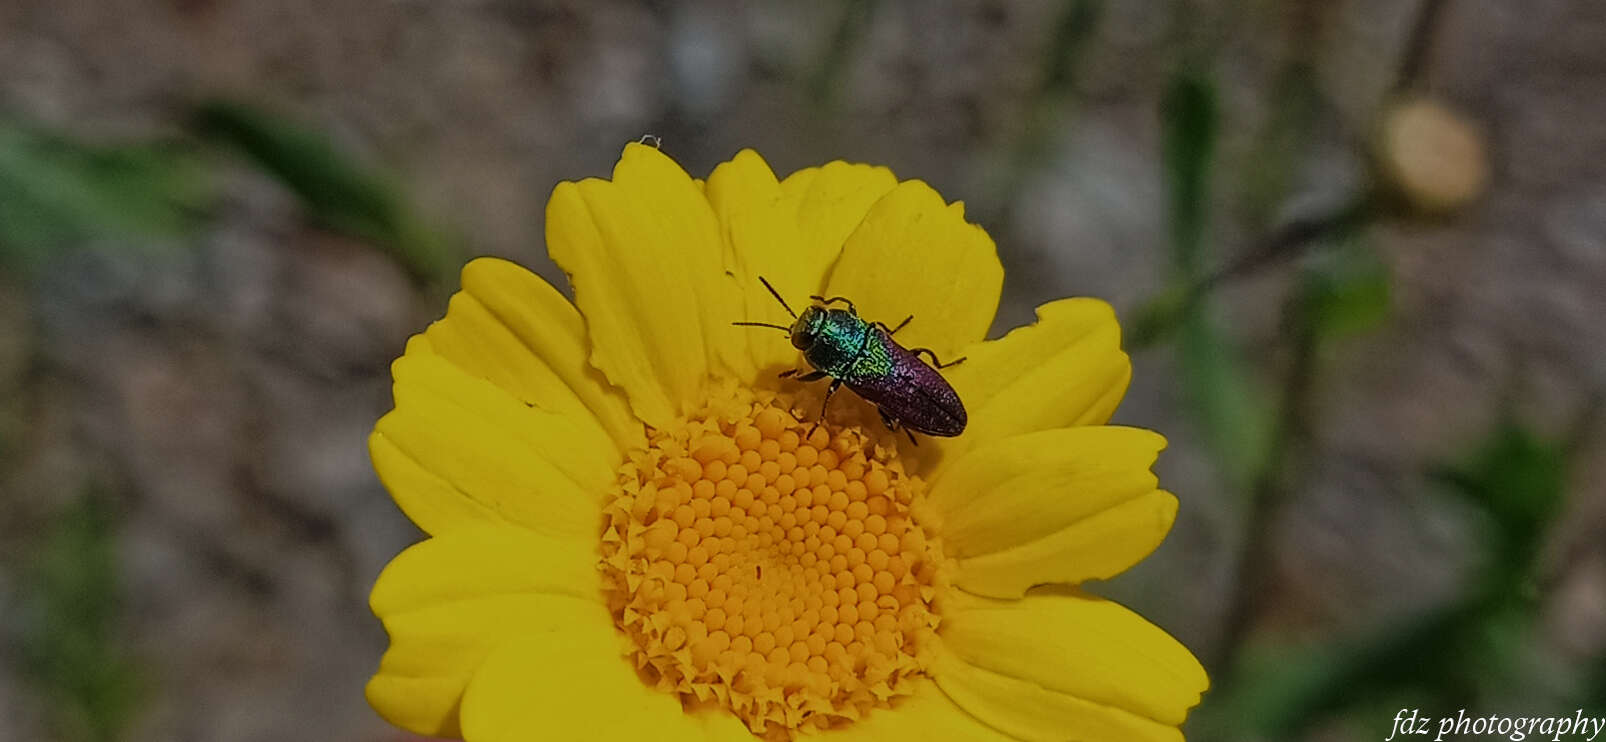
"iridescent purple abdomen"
847,330,966,437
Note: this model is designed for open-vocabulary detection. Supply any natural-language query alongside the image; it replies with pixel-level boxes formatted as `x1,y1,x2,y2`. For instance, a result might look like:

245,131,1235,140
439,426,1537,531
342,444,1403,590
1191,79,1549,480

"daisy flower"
365,143,1207,741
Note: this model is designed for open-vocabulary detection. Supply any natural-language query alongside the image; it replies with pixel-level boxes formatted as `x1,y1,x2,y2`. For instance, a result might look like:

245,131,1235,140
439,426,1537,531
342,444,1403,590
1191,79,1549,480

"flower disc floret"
600,388,944,738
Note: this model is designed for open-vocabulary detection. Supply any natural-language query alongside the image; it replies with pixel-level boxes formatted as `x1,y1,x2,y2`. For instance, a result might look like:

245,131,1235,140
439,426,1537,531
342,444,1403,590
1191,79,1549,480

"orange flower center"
600,389,943,738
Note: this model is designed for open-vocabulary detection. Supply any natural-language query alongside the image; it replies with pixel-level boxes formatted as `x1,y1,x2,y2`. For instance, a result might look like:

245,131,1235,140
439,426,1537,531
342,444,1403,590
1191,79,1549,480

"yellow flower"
365,143,1207,742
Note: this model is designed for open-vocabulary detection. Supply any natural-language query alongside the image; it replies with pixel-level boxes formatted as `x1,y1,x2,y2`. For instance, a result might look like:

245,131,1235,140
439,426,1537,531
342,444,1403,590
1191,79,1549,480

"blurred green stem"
1393,0,1452,94
1207,279,1325,676
807,0,880,108
1130,195,1375,350
983,0,1103,219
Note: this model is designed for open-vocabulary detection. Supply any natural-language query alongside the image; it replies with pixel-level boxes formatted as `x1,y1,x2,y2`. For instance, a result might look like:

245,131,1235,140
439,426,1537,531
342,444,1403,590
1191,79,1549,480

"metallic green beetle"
734,277,966,441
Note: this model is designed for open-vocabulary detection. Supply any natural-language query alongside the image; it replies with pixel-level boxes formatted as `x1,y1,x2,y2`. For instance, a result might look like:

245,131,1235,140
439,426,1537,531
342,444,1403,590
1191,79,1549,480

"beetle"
733,277,967,441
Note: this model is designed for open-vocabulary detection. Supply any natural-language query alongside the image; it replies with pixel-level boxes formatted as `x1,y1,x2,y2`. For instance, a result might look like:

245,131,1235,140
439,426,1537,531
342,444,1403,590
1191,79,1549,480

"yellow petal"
372,350,610,537
389,348,615,495
370,596,608,738
704,149,812,374
421,290,620,461
929,643,1182,742
822,181,1003,362
459,632,745,742
817,679,1013,742
367,523,607,739
364,674,472,739
953,489,1179,597
370,432,500,535
546,143,738,426
940,591,1207,728
931,298,1131,467
457,257,643,450
778,160,899,284
708,152,906,377
928,426,1166,557
925,426,1177,597
369,524,600,618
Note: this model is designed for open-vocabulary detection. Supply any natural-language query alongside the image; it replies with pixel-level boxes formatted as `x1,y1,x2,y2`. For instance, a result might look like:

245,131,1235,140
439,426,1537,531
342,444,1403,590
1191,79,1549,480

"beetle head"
790,306,825,350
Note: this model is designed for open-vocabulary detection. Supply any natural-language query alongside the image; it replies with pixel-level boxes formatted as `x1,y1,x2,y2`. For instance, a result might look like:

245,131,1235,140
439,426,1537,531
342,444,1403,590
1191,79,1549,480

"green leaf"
1162,69,1219,273
19,491,143,742
1586,659,1606,707
0,121,210,266
1197,592,1521,741
1178,309,1273,487
1126,282,1192,349
1187,639,1345,739
1432,420,1568,569
1156,66,1273,487
192,101,457,282
808,0,882,108
1200,415,1570,739
1238,62,1320,229
1300,240,1392,339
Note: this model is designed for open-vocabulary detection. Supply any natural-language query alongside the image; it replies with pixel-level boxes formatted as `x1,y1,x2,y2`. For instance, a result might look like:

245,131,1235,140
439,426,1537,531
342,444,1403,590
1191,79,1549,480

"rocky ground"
1,1,1603,741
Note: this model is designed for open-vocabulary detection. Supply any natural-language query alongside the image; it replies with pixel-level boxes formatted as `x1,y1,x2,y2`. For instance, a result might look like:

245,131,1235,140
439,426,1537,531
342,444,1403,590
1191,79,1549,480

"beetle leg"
872,315,913,337
879,409,920,446
808,379,844,438
821,379,841,415
910,347,967,369
809,295,857,315
782,367,829,382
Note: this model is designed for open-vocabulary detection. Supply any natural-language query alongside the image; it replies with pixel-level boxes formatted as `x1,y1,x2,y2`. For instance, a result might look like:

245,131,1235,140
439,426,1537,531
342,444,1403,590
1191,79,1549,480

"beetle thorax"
796,308,867,376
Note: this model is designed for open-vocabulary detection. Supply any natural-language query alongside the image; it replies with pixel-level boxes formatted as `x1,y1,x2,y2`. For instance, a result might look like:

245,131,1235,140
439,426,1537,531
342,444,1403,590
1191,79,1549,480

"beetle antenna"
757,276,798,319
731,321,792,332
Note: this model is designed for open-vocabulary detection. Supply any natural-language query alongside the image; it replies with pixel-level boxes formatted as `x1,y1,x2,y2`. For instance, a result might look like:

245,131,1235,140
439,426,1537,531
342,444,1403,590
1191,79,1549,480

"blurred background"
1,1,1603,740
